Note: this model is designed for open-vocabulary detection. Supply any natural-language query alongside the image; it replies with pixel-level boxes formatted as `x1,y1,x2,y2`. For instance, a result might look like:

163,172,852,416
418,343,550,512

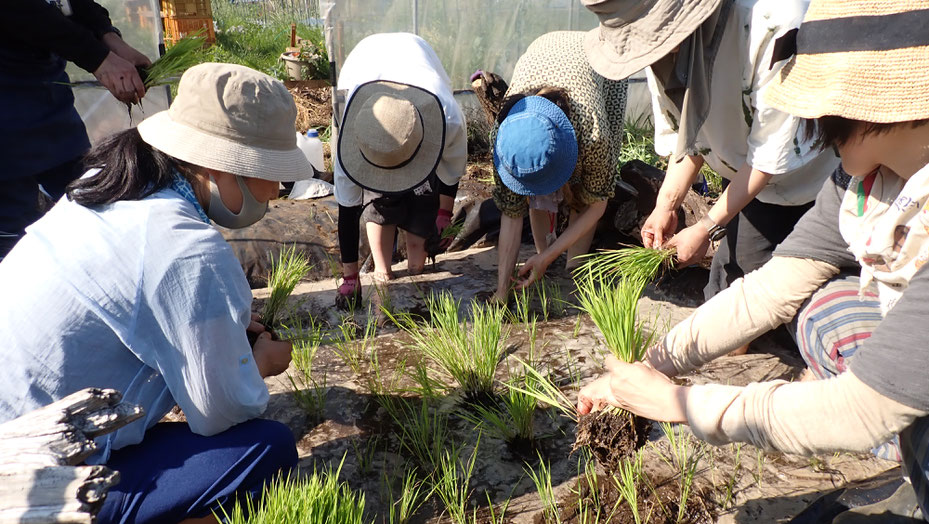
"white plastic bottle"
297,128,325,176
290,129,333,199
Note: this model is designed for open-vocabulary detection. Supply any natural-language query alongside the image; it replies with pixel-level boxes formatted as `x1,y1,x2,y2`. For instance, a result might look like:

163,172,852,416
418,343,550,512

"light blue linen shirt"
0,186,268,464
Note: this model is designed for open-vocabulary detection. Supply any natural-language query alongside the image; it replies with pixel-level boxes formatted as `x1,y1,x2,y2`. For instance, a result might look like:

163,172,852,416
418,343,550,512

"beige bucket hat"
581,0,724,81
338,80,445,194
137,62,313,182
766,0,929,123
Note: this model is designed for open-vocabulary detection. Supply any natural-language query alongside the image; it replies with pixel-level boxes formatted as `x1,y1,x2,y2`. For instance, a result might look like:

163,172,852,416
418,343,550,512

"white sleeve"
436,111,467,186
744,2,809,174
137,228,268,436
333,154,364,207
644,67,678,158
687,371,926,456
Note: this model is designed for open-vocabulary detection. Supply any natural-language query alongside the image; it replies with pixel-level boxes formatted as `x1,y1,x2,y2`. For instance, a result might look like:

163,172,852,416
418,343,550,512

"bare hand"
102,32,152,67
666,224,711,267
247,312,266,335
93,51,146,104
436,210,453,250
641,208,678,248
252,332,292,378
577,356,688,422
515,254,550,290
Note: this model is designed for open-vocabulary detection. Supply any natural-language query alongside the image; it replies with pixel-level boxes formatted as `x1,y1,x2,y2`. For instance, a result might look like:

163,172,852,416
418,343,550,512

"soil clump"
575,410,652,472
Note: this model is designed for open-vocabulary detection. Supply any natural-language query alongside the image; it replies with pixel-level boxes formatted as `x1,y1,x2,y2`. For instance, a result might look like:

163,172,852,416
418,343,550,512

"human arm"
642,154,704,248
494,213,524,303
578,358,925,456
515,199,607,289
667,163,773,267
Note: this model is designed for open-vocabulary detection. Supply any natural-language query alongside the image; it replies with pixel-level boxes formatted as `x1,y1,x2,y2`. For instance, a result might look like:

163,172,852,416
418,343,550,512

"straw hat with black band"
765,0,929,123
338,80,446,194
137,63,312,183
581,0,724,81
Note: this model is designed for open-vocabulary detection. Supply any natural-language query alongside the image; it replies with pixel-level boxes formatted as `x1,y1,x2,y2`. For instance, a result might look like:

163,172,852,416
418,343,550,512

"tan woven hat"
581,0,724,80
137,63,312,182
766,0,929,123
338,80,445,194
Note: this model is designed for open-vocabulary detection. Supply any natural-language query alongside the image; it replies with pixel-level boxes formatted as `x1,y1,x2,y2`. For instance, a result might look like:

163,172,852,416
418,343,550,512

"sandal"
335,273,362,310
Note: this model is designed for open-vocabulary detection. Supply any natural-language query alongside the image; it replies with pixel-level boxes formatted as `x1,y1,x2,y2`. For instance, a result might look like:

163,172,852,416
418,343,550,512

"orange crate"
162,16,216,45
160,0,211,18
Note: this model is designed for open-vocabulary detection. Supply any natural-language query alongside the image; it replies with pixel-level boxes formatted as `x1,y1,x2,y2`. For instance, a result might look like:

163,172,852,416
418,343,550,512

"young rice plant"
261,244,312,328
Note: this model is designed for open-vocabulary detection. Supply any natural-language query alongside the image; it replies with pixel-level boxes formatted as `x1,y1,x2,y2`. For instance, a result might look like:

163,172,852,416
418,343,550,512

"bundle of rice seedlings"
574,245,674,287
218,456,366,524
139,31,206,88
261,245,311,329
385,291,508,404
573,271,658,364
458,370,538,454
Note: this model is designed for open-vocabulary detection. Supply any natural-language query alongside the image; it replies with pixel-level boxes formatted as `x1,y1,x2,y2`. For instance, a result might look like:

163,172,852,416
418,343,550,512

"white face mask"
206,175,268,229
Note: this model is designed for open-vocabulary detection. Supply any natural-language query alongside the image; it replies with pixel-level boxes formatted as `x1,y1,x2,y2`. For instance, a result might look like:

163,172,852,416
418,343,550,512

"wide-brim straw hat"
493,96,578,196
137,63,312,182
338,80,445,194
766,0,929,123
581,0,724,81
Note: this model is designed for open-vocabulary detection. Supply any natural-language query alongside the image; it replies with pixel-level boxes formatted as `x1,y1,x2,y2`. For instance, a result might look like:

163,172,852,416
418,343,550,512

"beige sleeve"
686,371,926,455
647,256,839,376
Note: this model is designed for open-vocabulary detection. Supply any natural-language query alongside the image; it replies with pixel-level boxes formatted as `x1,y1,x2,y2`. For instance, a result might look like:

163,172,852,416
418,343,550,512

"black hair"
67,128,194,207
804,116,929,150
497,86,572,124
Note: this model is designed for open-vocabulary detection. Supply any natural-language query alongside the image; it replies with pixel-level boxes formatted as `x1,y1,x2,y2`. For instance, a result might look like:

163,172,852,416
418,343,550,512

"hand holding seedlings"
102,31,152,69
252,332,293,378
247,312,266,335
577,355,688,422
92,51,146,105
515,253,550,290
665,222,711,268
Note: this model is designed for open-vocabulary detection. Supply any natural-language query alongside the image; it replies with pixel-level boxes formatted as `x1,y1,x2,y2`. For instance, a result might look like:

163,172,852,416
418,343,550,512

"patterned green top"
492,31,628,218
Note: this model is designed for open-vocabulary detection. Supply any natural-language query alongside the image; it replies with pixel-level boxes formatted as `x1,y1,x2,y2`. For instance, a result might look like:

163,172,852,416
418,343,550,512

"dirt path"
253,246,898,523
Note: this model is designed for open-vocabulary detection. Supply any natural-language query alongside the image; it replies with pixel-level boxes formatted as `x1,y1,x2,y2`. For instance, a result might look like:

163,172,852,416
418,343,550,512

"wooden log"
0,388,143,524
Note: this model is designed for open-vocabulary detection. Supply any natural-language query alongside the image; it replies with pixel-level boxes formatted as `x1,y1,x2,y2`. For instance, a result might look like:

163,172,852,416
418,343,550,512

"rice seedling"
613,452,645,524
365,346,406,399
574,245,674,288
384,399,450,472
441,218,466,240
407,358,449,399
140,31,206,88
350,436,381,478
508,357,577,423
525,455,561,524
458,370,538,451
573,271,658,364
332,310,376,375
720,443,743,509
262,244,312,328
285,313,327,421
536,277,568,320
385,292,508,403
472,492,511,524
434,437,481,524
384,467,432,524
753,449,766,488
658,423,705,523
218,456,366,524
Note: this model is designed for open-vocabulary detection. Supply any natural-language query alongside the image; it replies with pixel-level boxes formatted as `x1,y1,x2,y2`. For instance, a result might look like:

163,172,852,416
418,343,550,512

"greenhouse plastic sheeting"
66,0,170,144
319,0,600,90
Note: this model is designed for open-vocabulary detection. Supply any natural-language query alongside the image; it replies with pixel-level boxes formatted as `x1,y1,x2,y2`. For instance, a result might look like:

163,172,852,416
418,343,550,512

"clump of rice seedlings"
458,370,538,453
574,245,674,288
383,467,432,524
365,346,406,399
381,398,450,472
573,271,658,364
525,455,561,524
613,452,645,524
350,436,380,478
285,313,327,421
441,218,466,241
261,244,312,329
536,277,568,320
140,31,206,88
386,292,508,404
658,422,705,523
218,456,366,524
332,310,377,375
434,437,481,524
407,358,449,399
472,492,511,524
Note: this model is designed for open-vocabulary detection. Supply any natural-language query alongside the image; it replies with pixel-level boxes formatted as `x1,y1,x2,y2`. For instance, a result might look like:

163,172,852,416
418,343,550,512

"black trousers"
704,196,814,300
0,156,84,259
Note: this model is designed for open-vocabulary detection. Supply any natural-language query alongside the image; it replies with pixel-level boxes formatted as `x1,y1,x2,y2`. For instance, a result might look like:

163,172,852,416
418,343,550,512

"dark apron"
0,45,90,180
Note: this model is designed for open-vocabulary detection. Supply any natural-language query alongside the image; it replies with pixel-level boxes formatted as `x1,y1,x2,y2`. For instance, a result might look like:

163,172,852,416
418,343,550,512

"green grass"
573,271,658,364
218,457,367,523
207,1,328,81
262,244,311,328
386,292,508,403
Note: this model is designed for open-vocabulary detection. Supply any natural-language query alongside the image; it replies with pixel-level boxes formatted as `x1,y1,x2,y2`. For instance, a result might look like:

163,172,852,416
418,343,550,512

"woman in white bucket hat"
0,63,312,522
333,33,467,309
579,0,929,519
583,0,840,354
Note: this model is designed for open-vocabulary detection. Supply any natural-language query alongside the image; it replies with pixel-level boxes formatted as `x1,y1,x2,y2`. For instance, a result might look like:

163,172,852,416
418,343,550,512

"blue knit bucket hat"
493,96,578,196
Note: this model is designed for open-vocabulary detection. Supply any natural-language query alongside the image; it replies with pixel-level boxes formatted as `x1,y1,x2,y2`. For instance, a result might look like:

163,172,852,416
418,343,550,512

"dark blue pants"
97,419,298,523
0,156,84,259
